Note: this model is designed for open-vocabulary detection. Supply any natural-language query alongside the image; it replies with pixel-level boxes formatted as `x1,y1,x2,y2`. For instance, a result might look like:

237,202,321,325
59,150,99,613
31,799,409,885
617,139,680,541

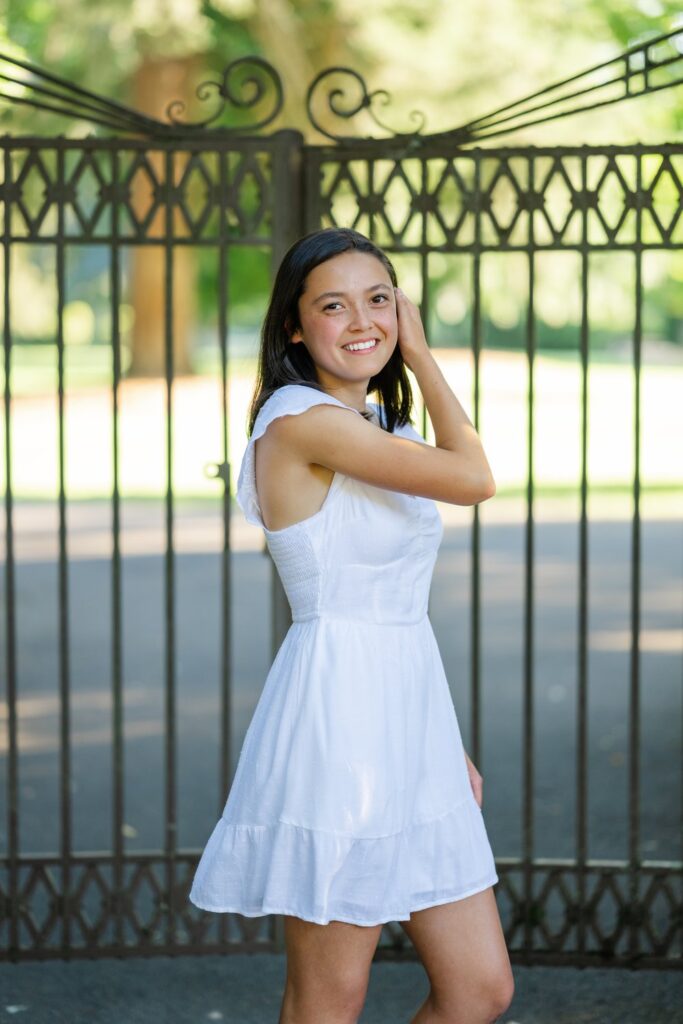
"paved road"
1,954,683,1023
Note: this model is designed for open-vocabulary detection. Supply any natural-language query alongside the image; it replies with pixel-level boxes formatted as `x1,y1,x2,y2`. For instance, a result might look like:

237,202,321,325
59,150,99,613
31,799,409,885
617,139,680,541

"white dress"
189,383,498,926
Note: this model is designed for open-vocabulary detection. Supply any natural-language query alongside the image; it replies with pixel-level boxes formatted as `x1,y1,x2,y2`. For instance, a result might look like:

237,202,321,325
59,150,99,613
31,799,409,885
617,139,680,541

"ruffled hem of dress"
188,875,499,928
188,797,499,927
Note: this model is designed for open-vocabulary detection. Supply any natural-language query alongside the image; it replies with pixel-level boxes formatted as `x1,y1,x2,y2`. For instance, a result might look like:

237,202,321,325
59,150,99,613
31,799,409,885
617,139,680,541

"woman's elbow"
483,473,497,500
446,472,496,506
472,472,496,505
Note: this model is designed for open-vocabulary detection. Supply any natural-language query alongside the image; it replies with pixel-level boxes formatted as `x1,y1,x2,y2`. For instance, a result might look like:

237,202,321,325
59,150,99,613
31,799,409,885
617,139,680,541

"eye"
371,293,389,303
323,301,343,311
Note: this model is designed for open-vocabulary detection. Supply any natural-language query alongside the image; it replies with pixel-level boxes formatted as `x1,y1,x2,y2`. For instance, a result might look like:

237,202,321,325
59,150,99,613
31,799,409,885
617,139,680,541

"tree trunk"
129,56,197,377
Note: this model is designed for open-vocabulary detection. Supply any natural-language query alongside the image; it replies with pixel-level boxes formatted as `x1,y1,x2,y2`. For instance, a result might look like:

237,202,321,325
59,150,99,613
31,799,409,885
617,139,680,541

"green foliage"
195,244,271,328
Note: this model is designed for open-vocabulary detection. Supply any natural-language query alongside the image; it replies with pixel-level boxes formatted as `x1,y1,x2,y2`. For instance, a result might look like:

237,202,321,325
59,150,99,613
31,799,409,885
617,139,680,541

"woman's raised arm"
270,288,496,507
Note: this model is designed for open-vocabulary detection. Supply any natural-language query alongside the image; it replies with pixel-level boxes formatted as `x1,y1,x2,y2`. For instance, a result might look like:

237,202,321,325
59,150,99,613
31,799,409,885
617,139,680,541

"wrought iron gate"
1,31,682,966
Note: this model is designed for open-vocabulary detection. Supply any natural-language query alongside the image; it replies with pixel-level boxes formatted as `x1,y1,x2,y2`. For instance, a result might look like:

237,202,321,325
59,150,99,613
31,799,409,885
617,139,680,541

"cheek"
304,315,344,350
378,306,398,343
313,321,342,350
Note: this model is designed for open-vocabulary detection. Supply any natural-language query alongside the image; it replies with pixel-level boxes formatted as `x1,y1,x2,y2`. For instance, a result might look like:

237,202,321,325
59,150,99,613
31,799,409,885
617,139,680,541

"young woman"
190,227,514,1024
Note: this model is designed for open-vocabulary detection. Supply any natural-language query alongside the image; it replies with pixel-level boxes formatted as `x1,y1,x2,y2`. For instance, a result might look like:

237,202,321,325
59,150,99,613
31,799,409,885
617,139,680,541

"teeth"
343,339,378,352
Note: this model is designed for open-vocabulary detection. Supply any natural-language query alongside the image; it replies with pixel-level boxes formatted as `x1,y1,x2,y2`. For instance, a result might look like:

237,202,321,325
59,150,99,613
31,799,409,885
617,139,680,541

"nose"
347,302,373,331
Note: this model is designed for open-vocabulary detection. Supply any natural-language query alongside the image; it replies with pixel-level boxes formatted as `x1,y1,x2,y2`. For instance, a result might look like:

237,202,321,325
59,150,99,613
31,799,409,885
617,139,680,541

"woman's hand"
394,287,431,371
463,749,483,808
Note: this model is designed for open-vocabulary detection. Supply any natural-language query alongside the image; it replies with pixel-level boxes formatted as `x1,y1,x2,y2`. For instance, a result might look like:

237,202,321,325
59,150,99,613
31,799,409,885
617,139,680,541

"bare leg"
278,915,383,1024
400,887,514,1024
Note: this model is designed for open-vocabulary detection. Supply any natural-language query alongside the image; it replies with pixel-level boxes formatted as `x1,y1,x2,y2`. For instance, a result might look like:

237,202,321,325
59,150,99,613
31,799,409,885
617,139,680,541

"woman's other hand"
463,749,483,808
394,287,430,371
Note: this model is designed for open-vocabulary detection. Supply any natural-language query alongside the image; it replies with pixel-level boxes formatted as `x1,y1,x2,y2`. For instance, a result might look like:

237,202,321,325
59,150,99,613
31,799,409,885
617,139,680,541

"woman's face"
289,250,398,385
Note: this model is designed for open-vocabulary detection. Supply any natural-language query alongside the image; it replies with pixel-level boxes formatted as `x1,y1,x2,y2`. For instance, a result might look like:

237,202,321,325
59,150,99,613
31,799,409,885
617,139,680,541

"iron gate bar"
0,52,284,137
577,151,590,956
2,141,18,959
470,152,483,779
629,155,644,961
163,147,177,948
435,27,683,145
216,146,232,951
55,144,71,956
0,69,158,136
0,50,165,134
522,154,537,954
110,145,125,949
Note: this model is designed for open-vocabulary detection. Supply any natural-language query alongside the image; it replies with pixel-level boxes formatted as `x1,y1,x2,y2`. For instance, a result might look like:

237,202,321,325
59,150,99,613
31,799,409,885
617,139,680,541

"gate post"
267,128,306,952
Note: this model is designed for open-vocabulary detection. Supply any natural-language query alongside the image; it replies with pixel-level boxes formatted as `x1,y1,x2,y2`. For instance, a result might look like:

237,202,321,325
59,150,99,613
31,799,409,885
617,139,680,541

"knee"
432,963,514,1023
480,963,515,1021
331,967,370,1020
283,966,369,1023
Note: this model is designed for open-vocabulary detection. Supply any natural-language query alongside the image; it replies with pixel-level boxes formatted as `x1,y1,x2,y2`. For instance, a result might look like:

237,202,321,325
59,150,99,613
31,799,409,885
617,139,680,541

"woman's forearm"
410,347,495,491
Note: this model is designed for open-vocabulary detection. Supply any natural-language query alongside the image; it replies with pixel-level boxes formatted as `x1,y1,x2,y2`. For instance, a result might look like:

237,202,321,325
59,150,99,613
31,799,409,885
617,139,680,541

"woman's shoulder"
237,384,356,528
253,384,360,436
253,384,424,441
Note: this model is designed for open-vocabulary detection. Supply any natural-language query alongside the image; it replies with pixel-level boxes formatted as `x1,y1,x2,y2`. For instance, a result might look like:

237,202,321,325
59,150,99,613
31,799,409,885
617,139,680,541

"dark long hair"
246,227,414,435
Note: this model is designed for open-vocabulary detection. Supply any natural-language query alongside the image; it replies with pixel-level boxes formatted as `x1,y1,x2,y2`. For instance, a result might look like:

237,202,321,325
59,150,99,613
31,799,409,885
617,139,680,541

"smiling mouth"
342,338,379,353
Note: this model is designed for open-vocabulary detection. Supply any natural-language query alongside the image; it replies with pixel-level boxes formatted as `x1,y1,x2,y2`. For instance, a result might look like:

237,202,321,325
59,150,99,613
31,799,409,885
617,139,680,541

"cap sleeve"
235,384,362,528
374,404,428,445
395,420,429,445
372,402,428,444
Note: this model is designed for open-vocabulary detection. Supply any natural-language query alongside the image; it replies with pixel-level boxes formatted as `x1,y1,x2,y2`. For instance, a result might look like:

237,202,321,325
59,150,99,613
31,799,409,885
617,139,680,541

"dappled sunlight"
590,628,683,653
0,718,166,756
0,685,253,755
0,687,150,722
0,502,230,561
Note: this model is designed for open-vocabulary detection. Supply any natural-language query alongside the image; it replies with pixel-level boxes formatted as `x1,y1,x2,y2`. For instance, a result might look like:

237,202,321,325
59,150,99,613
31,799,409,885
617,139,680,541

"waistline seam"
291,611,428,626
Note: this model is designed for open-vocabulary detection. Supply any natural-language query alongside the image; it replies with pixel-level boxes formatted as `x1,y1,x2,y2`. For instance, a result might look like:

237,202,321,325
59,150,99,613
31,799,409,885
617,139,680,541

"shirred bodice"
236,384,444,625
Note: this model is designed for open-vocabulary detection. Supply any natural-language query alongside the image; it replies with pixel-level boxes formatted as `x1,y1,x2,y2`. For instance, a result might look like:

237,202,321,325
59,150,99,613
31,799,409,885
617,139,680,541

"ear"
286,317,303,343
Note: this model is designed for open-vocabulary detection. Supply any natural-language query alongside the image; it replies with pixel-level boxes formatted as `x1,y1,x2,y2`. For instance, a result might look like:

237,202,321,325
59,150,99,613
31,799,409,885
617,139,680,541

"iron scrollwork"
0,51,283,138
0,27,681,143
164,56,283,134
305,66,427,143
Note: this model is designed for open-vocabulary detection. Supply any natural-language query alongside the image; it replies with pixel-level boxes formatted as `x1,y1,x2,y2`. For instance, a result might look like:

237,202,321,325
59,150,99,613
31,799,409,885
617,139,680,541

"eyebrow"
311,283,390,304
